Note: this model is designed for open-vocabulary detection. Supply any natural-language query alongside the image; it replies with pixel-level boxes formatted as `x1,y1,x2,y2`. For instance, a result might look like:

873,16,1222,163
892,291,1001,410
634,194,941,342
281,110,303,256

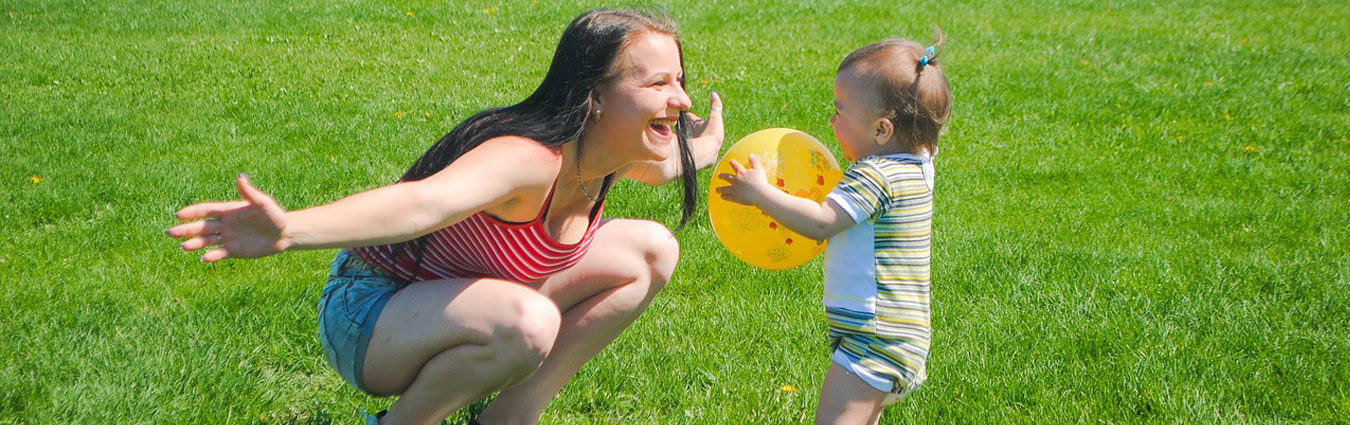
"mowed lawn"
2,0,1347,423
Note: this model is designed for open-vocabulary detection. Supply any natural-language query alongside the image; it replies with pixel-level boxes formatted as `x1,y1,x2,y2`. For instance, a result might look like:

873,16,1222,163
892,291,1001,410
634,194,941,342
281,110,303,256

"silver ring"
710,107,722,112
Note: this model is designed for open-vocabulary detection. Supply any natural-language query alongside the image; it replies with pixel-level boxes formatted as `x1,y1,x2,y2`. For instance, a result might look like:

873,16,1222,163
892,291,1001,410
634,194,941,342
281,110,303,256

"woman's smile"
648,116,678,141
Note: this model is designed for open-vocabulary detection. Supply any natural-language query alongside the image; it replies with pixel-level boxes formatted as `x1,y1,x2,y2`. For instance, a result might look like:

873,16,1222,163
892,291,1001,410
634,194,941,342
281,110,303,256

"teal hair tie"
926,45,936,55
919,55,929,66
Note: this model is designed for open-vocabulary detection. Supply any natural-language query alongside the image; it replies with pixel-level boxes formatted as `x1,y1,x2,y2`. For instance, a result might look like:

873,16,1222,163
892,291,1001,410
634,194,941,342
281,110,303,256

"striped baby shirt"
822,153,934,393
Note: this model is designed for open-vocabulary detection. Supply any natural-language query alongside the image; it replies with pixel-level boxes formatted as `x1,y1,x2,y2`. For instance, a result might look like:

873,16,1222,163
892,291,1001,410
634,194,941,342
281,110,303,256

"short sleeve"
825,159,892,224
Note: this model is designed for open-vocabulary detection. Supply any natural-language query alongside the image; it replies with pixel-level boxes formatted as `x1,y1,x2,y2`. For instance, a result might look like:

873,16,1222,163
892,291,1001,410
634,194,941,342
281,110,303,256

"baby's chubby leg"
816,362,892,425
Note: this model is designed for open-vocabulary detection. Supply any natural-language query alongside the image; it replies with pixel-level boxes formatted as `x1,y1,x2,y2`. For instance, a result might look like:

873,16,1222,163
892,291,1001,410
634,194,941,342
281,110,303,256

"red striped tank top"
352,176,610,283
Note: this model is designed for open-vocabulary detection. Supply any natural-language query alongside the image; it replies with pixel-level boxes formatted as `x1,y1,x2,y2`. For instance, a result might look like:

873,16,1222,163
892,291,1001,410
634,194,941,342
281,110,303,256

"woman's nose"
670,83,692,110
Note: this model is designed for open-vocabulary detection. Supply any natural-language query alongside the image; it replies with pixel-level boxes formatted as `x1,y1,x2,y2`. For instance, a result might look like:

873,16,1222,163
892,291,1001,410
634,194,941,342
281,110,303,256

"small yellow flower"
1081,60,1090,66
406,11,414,16
423,111,430,118
1242,145,1257,152
1177,135,1184,141
1205,81,1214,86
30,176,41,184
781,384,798,393
1225,113,1232,120
394,111,405,118
484,7,498,14
1038,56,1046,61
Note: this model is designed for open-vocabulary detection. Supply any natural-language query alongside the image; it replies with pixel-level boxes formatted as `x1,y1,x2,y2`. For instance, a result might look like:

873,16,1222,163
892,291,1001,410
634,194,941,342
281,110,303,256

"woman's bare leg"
474,219,680,425
360,278,562,425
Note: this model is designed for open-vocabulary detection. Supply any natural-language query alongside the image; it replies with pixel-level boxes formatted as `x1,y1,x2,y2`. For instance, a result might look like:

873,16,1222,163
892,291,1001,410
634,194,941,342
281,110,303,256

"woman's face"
592,33,692,164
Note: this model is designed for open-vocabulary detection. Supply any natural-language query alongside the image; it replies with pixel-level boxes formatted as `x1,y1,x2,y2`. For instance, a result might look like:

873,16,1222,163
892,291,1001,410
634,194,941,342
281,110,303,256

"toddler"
718,32,950,425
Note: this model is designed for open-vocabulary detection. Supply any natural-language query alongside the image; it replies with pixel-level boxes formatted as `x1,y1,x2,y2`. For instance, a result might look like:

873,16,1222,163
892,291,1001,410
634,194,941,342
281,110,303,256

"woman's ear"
590,94,604,117
873,117,894,145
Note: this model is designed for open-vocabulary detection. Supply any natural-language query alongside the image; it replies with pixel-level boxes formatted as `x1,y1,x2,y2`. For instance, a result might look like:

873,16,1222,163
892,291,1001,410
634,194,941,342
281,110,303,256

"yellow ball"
707,128,843,269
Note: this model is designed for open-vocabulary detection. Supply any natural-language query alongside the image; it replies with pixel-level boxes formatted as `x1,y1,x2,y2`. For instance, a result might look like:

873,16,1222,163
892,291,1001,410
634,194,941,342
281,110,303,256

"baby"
718,32,950,425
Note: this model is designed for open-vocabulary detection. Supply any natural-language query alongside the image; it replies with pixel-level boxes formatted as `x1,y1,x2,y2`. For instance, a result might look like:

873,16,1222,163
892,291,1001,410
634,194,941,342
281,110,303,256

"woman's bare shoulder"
456,136,564,185
478,136,561,162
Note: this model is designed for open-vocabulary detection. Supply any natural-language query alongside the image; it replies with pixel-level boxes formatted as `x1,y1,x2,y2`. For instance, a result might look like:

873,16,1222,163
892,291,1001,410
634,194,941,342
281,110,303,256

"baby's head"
831,30,950,160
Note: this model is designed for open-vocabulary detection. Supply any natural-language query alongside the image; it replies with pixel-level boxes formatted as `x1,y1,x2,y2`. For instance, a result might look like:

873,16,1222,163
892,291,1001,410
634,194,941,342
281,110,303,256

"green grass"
3,0,1348,423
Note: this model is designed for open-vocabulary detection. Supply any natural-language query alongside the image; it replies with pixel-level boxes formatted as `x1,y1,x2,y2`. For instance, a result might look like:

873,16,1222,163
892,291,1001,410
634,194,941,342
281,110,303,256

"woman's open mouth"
648,117,677,140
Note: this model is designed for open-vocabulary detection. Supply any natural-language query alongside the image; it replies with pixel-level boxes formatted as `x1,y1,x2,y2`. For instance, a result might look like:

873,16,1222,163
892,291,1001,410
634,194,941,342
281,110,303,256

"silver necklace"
575,149,598,202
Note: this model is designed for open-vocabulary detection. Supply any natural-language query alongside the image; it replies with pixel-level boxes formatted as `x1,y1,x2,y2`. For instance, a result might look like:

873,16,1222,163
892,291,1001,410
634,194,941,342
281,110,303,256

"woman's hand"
685,91,725,170
166,174,289,262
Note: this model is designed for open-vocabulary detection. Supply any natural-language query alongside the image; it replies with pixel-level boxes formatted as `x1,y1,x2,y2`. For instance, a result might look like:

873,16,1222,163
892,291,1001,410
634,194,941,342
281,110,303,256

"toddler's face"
829,69,881,162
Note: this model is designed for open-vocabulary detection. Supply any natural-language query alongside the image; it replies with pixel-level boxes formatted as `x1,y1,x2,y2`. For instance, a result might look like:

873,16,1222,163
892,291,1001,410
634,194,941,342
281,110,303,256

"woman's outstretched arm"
167,136,555,261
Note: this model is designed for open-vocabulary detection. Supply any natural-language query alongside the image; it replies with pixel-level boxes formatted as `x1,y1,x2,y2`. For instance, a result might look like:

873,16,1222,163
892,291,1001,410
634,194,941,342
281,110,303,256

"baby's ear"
873,117,894,146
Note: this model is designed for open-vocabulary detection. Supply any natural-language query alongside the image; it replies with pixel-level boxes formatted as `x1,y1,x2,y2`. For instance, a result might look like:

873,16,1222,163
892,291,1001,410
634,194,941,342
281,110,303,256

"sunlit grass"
2,0,1347,423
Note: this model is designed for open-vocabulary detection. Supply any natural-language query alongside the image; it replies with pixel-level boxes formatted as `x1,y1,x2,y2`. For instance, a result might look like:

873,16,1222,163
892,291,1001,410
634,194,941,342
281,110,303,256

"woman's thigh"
360,277,559,395
533,219,680,311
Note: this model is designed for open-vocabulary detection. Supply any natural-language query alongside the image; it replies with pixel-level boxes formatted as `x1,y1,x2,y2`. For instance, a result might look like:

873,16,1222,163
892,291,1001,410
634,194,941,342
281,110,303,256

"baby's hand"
716,154,772,206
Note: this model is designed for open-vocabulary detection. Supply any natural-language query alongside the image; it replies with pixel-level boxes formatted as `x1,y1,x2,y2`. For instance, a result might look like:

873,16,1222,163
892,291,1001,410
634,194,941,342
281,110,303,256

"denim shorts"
318,250,399,394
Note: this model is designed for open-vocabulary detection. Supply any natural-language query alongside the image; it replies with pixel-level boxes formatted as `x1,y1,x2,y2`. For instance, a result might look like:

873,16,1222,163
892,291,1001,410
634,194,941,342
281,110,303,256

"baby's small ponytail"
917,26,945,72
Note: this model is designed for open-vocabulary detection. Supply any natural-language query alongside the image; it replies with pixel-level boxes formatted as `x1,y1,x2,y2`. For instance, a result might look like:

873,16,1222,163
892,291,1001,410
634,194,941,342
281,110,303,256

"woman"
166,9,724,425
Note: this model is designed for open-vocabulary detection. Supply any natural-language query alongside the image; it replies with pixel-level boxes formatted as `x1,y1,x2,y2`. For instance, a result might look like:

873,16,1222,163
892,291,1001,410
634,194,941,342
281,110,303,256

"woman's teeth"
649,118,677,136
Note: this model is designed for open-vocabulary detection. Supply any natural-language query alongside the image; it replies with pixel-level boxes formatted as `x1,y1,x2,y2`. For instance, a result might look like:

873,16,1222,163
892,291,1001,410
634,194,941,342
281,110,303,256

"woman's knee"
497,292,562,367
626,220,680,286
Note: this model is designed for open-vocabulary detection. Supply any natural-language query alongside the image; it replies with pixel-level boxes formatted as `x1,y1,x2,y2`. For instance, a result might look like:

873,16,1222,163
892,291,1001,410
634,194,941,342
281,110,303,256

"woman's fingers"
201,247,230,263
235,173,278,209
701,91,724,138
686,93,723,131
174,201,250,221
706,91,723,121
172,174,272,222
178,233,223,251
687,91,721,121
169,174,285,262
165,219,224,238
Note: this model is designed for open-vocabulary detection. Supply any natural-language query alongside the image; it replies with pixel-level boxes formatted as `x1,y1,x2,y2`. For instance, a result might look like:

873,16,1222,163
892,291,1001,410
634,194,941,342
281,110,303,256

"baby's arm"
716,154,855,241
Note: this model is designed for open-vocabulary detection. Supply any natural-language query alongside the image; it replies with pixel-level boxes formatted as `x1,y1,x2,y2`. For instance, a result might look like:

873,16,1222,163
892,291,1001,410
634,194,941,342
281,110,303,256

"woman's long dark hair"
393,9,699,281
